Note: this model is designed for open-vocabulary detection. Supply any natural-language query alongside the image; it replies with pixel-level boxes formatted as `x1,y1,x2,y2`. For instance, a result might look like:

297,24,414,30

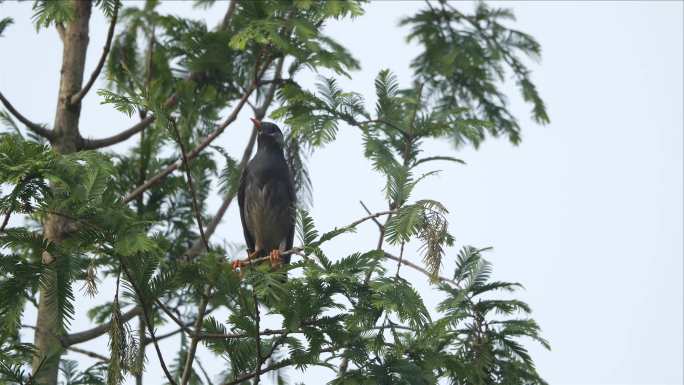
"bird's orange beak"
250,117,261,130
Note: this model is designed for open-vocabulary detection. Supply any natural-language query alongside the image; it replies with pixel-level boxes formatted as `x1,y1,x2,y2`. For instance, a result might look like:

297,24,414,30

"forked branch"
69,1,119,106
0,91,53,140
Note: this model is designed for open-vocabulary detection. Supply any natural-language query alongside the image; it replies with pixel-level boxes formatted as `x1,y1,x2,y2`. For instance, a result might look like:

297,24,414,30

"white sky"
1,1,682,384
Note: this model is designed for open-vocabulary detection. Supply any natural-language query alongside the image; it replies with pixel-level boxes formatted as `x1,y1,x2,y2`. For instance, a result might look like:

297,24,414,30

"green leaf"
0,17,13,37
32,0,75,31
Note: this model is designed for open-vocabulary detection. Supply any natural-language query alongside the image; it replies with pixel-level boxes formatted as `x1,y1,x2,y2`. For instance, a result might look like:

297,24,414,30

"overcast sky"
1,1,682,384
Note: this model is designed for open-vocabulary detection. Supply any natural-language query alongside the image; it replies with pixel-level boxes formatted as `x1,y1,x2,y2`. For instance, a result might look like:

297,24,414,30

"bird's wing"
285,167,296,258
238,165,255,254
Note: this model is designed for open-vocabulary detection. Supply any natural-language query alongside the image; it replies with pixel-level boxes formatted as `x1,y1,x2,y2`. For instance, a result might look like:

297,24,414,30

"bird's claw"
269,249,282,267
231,259,243,273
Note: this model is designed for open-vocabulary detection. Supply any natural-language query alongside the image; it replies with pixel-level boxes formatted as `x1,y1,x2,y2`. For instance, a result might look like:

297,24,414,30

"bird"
234,118,295,271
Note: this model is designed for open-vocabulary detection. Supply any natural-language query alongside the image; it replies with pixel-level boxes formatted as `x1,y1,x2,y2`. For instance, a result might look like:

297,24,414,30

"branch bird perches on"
0,91,53,140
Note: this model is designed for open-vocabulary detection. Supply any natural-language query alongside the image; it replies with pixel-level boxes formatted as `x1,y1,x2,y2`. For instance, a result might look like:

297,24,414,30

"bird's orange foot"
269,249,282,267
231,259,243,273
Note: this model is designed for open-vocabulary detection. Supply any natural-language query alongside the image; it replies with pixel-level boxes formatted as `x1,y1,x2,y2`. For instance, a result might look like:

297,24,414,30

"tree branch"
64,306,142,346
200,328,289,340
81,0,240,150
196,358,215,385
170,119,210,250
66,346,109,363
180,292,210,385
122,63,269,204
219,0,238,31
170,115,214,385
119,260,178,385
0,91,53,140
81,114,155,150
222,348,335,385
383,251,458,287
69,1,119,106
345,210,395,229
413,156,466,167
359,201,383,229
0,210,11,233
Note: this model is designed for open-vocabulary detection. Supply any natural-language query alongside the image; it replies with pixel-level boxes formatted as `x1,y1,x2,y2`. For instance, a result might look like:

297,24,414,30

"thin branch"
122,62,269,204
383,251,458,287
247,253,263,385
231,209,393,267
261,331,289,366
196,358,215,385
350,118,409,139
222,348,335,385
70,1,119,106
119,260,178,385
170,114,213,385
395,241,405,277
0,211,11,233
200,328,289,340
224,359,292,385
66,346,109,363
65,306,142,346
81,114,155,150
82,0,241,150
253,57,285,117
413,156,466,167
0,91,53,140
149,327,183,344
341,207,392,375
155,300,193,335
180,292,210,385
219,0,238,31
359,201,383,229
170,119,209,250
346,210,395,229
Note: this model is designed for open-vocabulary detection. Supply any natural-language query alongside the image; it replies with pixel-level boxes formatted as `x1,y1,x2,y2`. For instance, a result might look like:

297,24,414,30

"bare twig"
122,63,269,204
180,292,210,385
383,251,458,287
0,211,11,233
81,113,156,149
0,91,53,140
169,116,215,385
65,306,142,346
346,210,395,229
155,300,194,336
149,327,183,344
196,358,215,385
219,0,238,31
247,252,263,384
66,346,109,363
413,156,466,167
222,348,335,385
119,260,178,385
395,241,405,277
359,201,383,229
70,1,119,106
81,0,240,150
170,119,210,250
200,328,289,340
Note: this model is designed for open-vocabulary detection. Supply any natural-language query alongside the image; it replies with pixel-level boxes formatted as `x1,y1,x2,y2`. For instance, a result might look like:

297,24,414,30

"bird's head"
251,118,284,149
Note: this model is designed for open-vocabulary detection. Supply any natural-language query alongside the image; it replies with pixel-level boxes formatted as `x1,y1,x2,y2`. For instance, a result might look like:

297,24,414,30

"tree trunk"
32,2,91,384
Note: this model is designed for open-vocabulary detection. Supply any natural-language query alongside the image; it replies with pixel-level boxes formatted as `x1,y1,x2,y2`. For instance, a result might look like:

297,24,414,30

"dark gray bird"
235,118,295,270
